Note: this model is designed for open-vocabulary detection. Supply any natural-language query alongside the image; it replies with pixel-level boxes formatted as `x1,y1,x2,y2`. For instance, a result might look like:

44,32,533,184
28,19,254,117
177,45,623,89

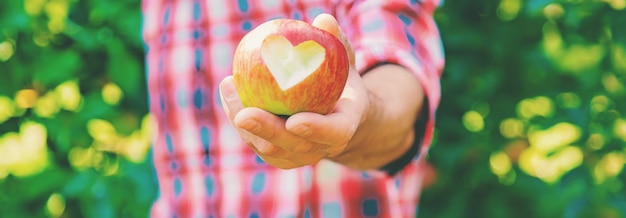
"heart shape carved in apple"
261,35,325,91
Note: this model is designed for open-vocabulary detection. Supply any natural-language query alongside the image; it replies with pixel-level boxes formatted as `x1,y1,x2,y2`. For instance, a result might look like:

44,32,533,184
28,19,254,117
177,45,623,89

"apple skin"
232,18,350,116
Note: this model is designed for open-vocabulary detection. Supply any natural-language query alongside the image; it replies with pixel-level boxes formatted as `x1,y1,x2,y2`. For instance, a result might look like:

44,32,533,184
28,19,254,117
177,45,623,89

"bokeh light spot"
83,114,153,165
529,122,581,154
519,145,583,184
33,32,51,47
561,44,606,73
102,83,124,106
0,121,49,178
519,121,584,184
543,3,564,20
490,151,512,176
602,152,625,177
20,121,47,150
594,151,626,184
87,119,119,143
44,0,69,34
122,130,152,163
517,100,534,119
496,0,522,21
0,168,7,180
68,147,94,170
586,133,606,150
15,89,39,109
556,92,581,109
519,148,557,182
24,0,47,16
605,0,626,10
0,133,21,175
542,22,563,58
533,96,555,117
611,43,626,72
0,96,15,123
591,95,611,114
55,80,83,112
34,92,61,118
499,118,525,139
45,193,66,217
462,110,484,132
613,118,626,142
552,146,584,175
0,41,15,62
602,73,626,96
516,96,555,119
47,19,66,34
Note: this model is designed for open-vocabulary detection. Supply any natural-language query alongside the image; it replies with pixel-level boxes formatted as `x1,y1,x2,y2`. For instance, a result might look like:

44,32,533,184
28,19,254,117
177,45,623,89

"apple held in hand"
232,18,350,116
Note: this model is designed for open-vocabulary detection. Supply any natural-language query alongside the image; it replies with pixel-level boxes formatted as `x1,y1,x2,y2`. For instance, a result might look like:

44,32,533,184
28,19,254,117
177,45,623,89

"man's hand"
221,13,426,171
219,14,369,169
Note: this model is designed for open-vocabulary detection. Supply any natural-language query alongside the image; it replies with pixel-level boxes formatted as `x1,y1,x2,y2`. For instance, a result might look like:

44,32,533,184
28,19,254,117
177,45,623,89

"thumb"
219,76,245,123
311,13,355,67
312,13,341,38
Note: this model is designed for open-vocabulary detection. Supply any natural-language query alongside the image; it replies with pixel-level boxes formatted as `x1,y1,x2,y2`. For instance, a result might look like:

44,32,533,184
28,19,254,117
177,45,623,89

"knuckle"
325,144,348,158
256,141,293,159
256,141,280,155
292,143,314,153
336,137,351,148
263,127,279,141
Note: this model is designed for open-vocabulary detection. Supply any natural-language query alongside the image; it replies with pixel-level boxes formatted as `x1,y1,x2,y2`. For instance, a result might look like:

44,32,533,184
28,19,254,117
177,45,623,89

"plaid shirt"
142,0,444,217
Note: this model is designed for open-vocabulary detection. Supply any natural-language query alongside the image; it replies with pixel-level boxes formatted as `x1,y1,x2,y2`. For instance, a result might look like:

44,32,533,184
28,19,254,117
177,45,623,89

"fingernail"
290,124,311,137
220,79,238,101
240,119,261,133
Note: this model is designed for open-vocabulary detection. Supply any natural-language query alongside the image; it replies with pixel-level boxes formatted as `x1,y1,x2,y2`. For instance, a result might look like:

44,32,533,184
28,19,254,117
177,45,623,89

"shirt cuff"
379,97,429,175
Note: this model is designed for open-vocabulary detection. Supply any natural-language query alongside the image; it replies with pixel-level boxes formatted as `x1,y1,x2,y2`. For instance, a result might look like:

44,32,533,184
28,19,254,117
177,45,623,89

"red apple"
232,18,350,116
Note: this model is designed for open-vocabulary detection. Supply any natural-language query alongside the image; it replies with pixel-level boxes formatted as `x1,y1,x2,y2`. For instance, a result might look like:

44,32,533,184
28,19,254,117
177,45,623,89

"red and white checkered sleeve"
335,0,445,173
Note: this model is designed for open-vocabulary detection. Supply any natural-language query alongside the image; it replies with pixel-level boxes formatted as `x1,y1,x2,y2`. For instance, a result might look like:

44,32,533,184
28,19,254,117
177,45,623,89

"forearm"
329,64,425,170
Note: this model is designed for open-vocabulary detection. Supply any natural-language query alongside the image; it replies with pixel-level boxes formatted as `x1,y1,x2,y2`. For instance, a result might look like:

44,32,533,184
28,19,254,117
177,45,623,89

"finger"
286,72,367,142
257,147,326,167
245,132,325,168
219,76,244,123
288,73,367,147
244,138,293,159
219,77,293,156
312,13,355,66
285,111,354,147
253,152,302,170
285,102,362,149
234,107,314,153
312,13,340,37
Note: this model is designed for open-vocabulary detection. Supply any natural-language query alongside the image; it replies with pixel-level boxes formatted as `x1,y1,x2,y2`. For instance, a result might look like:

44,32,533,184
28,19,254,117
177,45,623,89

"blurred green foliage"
0,0,155,217
0,0,625,217
421,0,626,217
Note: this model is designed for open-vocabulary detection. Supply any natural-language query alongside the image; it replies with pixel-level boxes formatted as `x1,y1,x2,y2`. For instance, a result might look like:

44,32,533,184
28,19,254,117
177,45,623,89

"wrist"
327,64,424,170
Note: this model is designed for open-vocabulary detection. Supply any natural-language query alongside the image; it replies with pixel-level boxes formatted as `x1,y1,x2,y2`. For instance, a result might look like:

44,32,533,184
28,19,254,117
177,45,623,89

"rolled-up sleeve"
335,0,445,172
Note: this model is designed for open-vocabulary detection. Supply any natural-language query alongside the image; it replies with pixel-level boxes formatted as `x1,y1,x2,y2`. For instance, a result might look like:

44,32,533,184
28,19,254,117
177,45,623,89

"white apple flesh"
232,18,349,116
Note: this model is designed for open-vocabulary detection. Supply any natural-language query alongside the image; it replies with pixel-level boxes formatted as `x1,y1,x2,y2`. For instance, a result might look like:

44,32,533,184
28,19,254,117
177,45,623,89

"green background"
1,0,625,217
